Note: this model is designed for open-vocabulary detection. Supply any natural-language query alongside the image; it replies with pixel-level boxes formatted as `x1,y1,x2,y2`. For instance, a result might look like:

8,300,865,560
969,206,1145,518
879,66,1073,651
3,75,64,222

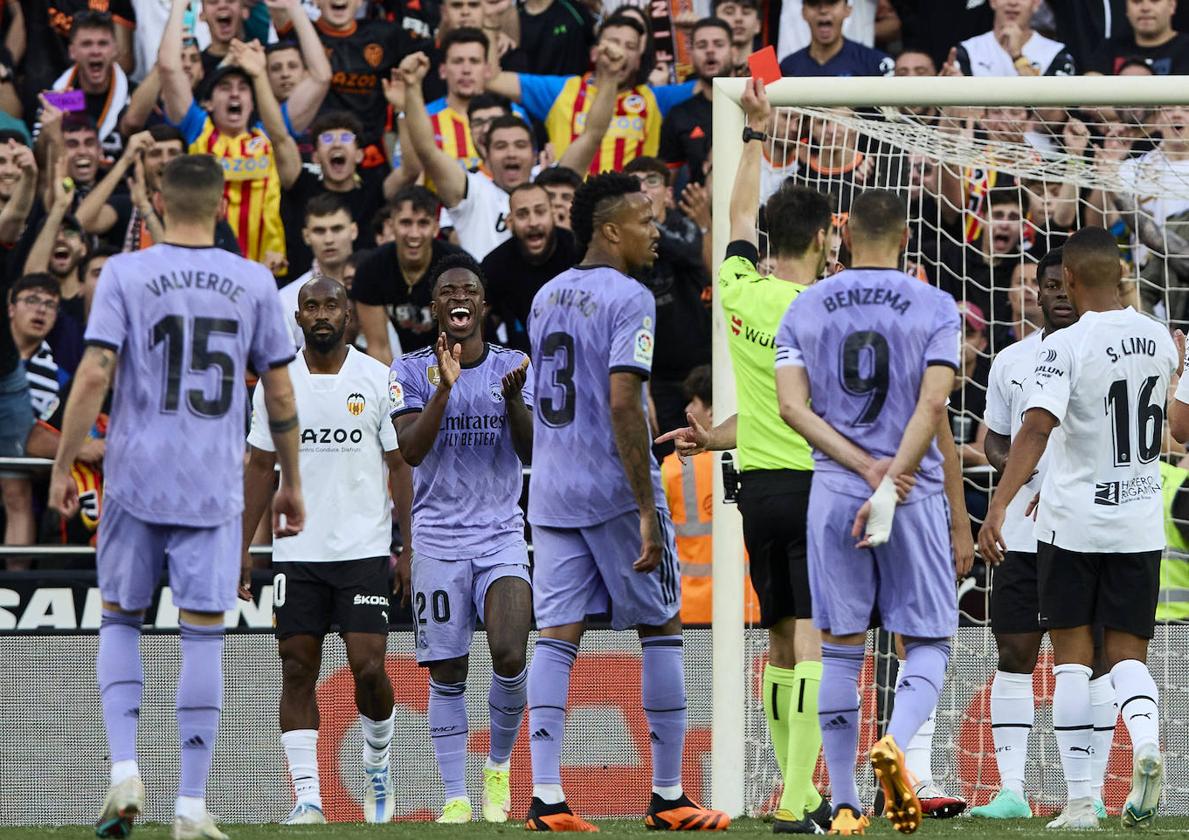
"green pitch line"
7,818,1189,839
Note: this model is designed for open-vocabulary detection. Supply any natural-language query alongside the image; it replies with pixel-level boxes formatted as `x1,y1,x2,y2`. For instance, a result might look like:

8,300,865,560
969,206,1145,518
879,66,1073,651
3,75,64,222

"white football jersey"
959,29,1071,77
1027,308,1177,553
248,347,399,563
448,170,511,261
984,330,1055,553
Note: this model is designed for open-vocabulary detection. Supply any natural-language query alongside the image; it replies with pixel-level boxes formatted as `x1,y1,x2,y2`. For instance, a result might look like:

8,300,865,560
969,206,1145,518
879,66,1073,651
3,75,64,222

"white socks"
111,759,140,786
175,796,206,821
990,670,1034,797
1112,659,1160,753
1052,664,1093,802
360,708,395,770
905,706,936,785
533,783,565,805
1088,675,1116,801
282,729,321,808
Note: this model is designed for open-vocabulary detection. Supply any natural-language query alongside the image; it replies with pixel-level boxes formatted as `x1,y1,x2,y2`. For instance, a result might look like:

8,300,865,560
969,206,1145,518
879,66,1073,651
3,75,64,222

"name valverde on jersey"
388,343,533,561
84,243,295,527
1027,307,1177,554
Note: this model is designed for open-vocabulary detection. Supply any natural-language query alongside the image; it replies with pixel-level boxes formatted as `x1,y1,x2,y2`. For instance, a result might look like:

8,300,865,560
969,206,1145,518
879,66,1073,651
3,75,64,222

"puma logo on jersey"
1010,379,1025,390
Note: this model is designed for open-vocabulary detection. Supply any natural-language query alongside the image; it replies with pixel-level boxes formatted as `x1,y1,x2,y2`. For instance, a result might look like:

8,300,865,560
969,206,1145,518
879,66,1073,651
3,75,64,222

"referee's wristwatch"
742,126,768,144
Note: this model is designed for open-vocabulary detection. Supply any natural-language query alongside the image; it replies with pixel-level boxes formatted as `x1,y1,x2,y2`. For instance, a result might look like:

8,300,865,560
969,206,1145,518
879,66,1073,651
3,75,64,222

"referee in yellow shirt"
658,78,831,834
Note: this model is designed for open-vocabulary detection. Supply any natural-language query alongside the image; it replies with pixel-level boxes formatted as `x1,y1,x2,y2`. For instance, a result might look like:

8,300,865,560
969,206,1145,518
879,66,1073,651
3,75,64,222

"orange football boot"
525,798,599,832
827,805,869,836
644,793,731,831
870,735,922,834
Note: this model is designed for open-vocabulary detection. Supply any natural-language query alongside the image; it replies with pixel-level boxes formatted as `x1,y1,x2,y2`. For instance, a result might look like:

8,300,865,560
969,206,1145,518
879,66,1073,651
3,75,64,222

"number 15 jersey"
774,268,961,502
85,244,296,528
1028,307,1177,553
527,264,668,528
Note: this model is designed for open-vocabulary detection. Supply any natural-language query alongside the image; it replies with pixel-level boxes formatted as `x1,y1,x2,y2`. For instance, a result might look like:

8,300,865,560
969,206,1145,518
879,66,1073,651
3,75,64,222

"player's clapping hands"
434,332,462,391
501,356,530,403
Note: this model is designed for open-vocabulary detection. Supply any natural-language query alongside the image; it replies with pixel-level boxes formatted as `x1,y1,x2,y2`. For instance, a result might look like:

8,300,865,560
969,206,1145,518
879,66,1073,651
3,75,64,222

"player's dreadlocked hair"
429,251,488,293
570,172,642,251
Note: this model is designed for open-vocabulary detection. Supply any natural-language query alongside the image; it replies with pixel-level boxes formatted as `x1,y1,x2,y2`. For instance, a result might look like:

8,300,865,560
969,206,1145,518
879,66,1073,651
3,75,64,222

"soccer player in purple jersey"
773,190,962,836
388,253,535,824
524,172,729,833
47,155,304,840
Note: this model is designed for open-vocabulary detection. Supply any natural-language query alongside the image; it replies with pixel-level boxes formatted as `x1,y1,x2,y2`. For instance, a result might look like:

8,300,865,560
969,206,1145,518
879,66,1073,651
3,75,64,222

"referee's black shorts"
1037,542,1162,640
737,469,813,628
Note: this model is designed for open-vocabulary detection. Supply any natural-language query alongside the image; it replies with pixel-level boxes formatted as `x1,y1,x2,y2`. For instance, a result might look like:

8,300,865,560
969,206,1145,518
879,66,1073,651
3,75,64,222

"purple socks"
641,636,687,790
97,609,143,767
177,621,224,799
528,638,577,787
887,639,950,749
818,642,865,810
429,679,469,799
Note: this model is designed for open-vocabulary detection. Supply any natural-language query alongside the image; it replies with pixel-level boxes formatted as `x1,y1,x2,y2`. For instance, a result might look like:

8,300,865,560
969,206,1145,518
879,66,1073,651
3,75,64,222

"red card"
747,46,782,87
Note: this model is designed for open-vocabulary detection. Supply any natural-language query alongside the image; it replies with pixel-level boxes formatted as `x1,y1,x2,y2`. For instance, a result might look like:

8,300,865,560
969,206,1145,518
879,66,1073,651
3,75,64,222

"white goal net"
709,76,1189,818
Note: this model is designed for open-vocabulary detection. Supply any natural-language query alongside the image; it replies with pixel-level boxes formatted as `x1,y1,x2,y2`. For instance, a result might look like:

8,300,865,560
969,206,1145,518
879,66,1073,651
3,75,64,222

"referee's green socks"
763,662,823,817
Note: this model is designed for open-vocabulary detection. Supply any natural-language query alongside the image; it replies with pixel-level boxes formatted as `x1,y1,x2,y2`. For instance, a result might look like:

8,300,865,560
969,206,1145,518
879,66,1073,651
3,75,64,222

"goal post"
709,74,1189,817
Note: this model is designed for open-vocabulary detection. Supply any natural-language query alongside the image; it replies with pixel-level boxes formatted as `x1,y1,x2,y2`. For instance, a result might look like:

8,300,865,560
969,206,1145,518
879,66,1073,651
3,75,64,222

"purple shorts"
96,495,240,613
411,541,530,663
807,486,957,639
531,509,681,631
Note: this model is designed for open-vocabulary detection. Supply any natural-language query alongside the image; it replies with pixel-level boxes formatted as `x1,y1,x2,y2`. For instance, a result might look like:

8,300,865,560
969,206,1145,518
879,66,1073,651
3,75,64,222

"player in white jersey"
980,227,1178,830
49,155,304,840
971,247,1116,824
242,277,409,826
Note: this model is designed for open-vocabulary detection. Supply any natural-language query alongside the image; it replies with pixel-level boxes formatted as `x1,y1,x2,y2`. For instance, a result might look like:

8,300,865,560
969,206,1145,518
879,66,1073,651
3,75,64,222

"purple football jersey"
85,244,296,527
527,265,668,527
389,343,534,560
774,269,960,501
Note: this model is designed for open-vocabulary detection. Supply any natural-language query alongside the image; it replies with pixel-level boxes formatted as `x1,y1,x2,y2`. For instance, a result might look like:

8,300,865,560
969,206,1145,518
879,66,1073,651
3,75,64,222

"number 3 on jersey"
539,331,576,427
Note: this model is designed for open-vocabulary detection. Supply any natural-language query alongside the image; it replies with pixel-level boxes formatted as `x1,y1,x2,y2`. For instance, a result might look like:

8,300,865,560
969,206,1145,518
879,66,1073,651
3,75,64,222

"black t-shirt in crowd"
290,18,417,152
890,0,993,67
482,226,579,352
1047,0,1131,69
644,211,710,383
949,354,991,447
349,239,463,353
659,93,711,184
1087,32,1189,75
518,0,595,76
280,169,383,279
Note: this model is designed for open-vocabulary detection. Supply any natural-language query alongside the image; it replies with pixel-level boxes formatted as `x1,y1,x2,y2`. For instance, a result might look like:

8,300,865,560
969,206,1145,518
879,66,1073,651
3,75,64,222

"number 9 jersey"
1028,307,1177,554
527,264,669,528
774,268,961,503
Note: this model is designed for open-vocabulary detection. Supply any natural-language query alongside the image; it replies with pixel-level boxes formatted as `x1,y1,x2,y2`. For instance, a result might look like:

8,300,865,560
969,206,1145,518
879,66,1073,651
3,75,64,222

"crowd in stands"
1,0,1188,607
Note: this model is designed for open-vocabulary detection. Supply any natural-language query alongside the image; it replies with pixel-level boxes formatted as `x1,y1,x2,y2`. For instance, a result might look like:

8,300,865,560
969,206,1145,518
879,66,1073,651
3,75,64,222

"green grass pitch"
7,817,1189,838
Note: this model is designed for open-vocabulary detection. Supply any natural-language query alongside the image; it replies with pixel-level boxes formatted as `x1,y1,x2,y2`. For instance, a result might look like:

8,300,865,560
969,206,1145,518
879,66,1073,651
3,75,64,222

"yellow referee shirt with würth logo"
718,240,814,473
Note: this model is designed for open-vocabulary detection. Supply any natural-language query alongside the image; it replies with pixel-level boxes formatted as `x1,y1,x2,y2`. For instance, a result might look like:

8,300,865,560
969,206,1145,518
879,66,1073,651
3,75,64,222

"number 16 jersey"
527,264,669,528
1028,307,1177,554
774,268,961,503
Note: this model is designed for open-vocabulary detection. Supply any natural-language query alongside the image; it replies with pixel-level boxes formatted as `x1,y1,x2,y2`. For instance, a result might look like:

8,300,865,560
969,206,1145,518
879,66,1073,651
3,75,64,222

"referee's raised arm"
729,77,769,248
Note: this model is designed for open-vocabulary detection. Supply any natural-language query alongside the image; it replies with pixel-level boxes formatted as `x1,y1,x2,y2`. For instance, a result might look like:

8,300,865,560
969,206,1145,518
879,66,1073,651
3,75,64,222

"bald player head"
844,190,910,267
296,276,350,353
1061,226,1123,316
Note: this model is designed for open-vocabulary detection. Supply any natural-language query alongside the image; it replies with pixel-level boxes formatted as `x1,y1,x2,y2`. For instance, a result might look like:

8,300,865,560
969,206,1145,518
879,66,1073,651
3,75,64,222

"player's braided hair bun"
428,251,488,292
571,172,642,250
